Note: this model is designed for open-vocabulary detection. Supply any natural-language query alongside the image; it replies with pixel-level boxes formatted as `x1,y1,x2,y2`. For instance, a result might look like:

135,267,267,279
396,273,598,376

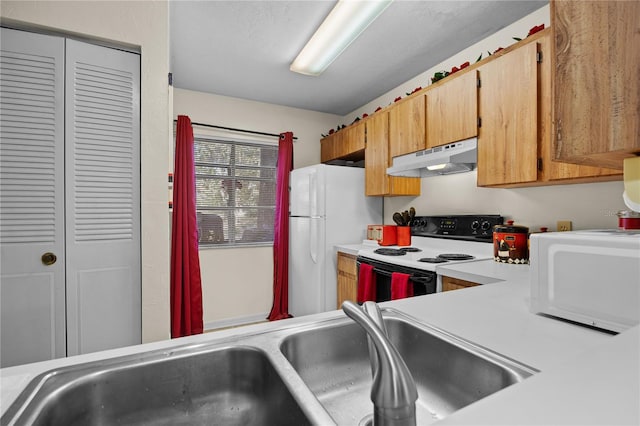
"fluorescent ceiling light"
290,0,393,76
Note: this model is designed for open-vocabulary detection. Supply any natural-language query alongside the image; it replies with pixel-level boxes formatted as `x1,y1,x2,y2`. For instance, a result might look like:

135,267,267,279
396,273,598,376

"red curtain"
171,115,204,337
267,132,294,321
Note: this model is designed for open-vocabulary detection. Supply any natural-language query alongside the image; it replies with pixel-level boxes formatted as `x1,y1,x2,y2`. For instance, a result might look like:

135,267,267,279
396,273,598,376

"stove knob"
471,220,480,230
481,221,492,231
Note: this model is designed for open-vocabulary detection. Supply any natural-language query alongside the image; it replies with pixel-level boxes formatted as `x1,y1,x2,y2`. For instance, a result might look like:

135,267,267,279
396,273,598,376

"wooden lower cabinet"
442,276,480,292
337,252,358,307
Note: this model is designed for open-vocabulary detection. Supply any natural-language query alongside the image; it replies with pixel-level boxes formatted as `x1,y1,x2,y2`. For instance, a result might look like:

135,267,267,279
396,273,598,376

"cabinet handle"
41,252,57,266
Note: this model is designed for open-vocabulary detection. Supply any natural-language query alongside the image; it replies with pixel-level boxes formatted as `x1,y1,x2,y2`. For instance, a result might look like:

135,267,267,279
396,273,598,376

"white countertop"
436,258,530,285
334,240,379,256
2,260,638,424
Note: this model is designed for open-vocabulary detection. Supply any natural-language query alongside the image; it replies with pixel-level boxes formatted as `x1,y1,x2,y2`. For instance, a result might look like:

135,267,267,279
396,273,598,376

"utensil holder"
397,226,411,246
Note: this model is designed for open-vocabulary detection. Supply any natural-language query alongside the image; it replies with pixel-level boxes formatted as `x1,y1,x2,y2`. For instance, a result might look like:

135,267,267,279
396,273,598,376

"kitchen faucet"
342,301,418,426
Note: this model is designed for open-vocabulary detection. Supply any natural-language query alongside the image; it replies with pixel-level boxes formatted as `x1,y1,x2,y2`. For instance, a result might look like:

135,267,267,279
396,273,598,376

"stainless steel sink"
1,345,311,426
280,310,538,425
2,309,536,426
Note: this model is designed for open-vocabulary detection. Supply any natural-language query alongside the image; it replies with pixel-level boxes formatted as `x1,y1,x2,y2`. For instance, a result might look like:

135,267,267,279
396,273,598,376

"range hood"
387,138,477,177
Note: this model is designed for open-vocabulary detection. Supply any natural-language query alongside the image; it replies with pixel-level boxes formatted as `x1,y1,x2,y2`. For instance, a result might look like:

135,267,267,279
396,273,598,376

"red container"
618,210,640,230
493,220,529,264
397,226,411,246
378,225,398,246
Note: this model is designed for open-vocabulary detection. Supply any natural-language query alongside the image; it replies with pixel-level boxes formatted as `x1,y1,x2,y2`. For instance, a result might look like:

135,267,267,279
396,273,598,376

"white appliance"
289,164,382,316
386,138,477,177
357,237,493,273
356,215,502,295
530,230,640,332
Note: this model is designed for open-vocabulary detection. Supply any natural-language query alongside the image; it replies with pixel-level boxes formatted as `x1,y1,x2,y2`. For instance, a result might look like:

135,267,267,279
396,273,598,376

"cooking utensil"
402,210,410,226
409,207,416,226
392,212,405,226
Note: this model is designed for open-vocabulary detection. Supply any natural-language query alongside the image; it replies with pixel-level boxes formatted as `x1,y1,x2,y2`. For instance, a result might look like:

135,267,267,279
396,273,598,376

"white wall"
173,88,339,327
389,172,625,231
345,5,552,123
344,4,627,231
1,1,172,342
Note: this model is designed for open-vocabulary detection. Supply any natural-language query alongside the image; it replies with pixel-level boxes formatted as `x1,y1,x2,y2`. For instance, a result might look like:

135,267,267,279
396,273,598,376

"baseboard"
204,312,269,332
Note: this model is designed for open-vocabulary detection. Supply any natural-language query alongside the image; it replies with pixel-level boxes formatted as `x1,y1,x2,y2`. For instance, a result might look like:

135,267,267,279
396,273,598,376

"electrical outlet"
557,221,572,232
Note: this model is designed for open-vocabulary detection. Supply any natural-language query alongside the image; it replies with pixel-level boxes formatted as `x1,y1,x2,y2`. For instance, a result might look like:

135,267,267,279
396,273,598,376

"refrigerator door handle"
309,170,317,217
309,219,318,263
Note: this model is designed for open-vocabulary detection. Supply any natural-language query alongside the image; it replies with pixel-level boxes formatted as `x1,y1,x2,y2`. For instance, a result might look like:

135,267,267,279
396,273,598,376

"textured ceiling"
170,0,547,116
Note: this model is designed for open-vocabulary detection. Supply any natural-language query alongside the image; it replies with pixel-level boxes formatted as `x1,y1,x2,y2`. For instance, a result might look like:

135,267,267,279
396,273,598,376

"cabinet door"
442,276,479,292
342,121,365,155
426,71,478,148
535,32,622,182
337,252,358,307
477,42,538,187
552,0,640,169
0,28,67,367
365,112,390,196
320,122,365,163
389,94,426,158
365,112,420,196
320,133,336,163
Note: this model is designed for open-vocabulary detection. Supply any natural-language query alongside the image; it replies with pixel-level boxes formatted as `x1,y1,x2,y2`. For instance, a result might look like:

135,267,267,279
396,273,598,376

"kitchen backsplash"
384,171,626,232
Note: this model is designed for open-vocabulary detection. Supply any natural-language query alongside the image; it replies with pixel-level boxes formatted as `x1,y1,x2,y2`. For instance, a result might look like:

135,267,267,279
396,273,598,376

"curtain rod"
174,119,298,140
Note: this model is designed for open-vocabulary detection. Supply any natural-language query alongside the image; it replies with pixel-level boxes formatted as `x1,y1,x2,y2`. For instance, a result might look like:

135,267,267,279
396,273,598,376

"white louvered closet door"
1,28,141,367
0,28,67,367
65,39,141,356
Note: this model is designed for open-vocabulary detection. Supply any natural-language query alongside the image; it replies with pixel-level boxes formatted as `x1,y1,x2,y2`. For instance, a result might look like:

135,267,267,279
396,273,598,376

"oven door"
356,256,436,302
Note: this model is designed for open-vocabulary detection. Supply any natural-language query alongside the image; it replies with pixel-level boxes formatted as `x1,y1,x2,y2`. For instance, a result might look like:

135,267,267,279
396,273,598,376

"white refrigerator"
289,164,382,317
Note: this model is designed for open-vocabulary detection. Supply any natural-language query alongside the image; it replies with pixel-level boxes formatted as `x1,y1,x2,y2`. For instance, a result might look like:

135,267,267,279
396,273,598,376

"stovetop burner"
437,253,475,261
399,247,422,252
418,257,449,264
374,248,406,256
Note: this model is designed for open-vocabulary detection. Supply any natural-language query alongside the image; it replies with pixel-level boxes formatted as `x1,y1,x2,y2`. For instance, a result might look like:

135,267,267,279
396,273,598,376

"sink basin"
2,309,537,426
280,311,537,425
2,345,311,426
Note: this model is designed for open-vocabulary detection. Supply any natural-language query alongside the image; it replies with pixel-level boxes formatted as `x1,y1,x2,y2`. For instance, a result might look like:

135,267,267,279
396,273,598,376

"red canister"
493,221,529,264
617,210,640,230
378,225,398,246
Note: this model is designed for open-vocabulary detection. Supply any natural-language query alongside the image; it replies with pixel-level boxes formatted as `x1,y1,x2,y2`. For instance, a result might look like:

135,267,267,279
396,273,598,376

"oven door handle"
370,267,433,283
409,276,434,284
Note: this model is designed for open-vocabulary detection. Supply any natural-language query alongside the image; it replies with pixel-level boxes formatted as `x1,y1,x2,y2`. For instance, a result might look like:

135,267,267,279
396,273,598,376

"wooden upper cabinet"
426,71,478,148
320,131,341,163
552,0,640,169
365,112,390,196
478,30,620,187
477,42,538,187
389,94,426,158
320,121,365,164
365,111,420,196
537,31,621,182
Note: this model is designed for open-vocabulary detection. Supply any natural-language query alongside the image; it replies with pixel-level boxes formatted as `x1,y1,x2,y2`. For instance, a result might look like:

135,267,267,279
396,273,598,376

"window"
194,137,277,247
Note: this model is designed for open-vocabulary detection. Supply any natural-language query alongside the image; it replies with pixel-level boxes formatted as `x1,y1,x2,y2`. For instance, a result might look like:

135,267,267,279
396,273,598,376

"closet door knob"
41,252,57,266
